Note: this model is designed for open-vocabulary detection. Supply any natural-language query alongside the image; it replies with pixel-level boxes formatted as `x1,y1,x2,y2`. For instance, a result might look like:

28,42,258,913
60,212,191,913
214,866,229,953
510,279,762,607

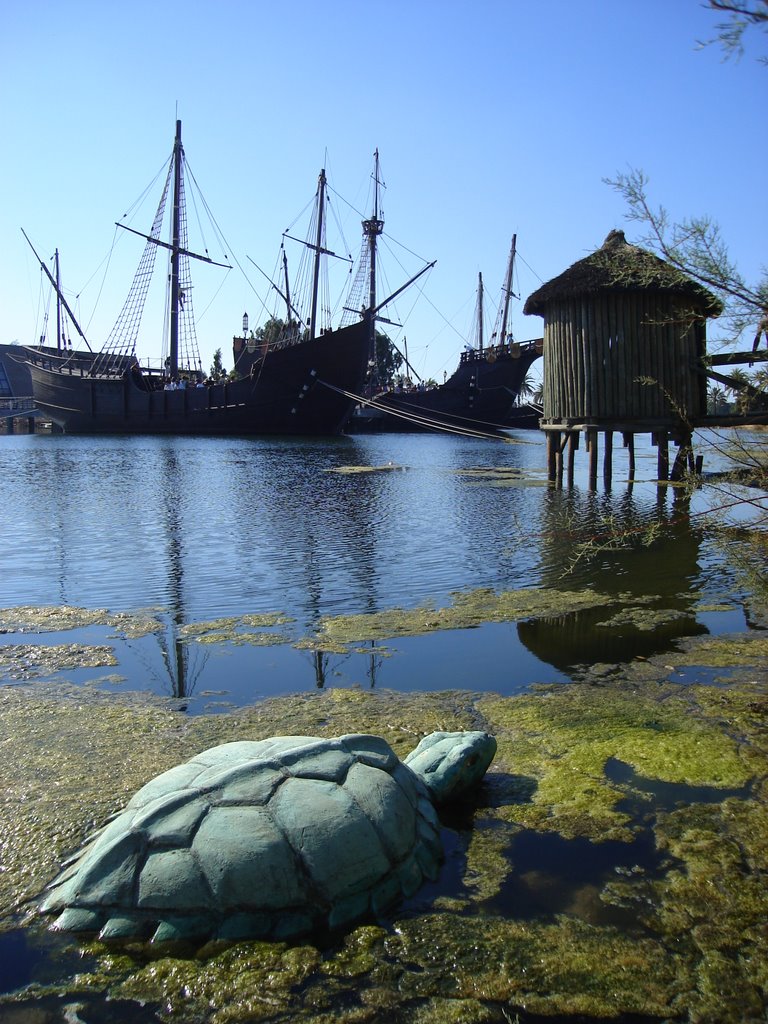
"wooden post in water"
655,432,669,481
567,432,578,487
547,430,560,481
603,430,613,487
670,431,694,482
623,433,636,481
587,429,598,489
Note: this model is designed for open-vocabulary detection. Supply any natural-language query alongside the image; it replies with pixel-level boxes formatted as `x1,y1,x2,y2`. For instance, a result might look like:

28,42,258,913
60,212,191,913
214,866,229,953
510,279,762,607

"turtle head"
403,731,496,805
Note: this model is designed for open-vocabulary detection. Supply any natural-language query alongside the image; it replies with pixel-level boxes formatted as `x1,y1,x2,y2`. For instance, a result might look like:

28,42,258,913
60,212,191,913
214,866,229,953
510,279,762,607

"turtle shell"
41,734,444,943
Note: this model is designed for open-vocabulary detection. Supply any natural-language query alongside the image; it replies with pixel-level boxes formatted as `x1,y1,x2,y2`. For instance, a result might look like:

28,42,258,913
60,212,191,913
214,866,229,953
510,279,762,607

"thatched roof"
523,230,723,318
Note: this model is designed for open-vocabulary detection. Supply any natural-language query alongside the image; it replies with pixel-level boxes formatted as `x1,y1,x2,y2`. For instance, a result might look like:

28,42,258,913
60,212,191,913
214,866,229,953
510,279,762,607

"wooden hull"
348,343,541,434
27,322,370,436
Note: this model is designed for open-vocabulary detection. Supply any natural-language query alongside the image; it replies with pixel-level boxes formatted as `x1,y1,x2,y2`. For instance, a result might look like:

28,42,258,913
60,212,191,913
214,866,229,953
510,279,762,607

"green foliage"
254,317,286,344
700,0,768,63
518,372,535,398
209,347,226,381
604,168,767,348
372,331,403,387
707,384,730,414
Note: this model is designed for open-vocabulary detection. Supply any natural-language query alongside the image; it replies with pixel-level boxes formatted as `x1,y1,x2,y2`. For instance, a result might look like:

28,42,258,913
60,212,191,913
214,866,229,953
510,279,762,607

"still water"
0,429,749,711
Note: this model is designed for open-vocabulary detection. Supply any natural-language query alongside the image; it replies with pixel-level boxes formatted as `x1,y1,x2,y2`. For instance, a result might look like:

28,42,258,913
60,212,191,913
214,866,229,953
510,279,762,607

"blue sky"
2,0,765,384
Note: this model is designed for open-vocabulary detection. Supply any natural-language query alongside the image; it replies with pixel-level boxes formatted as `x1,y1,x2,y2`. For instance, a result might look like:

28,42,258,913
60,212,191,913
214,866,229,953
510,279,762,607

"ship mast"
55,250,62,353
309,169,327,341
20,229,92,351
169,119,183,377
282,249,293,328
362,150,385,360
477,271,484,353
499,233,516,347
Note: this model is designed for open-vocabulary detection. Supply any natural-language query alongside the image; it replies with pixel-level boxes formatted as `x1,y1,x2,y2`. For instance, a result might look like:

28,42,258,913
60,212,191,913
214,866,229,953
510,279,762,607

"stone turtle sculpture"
41,730,496,943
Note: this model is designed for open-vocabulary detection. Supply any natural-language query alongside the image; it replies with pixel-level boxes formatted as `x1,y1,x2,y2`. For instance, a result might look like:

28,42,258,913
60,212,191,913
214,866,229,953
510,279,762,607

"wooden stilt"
656,432,669,480
547,431,559,482
670,432,693,482
587,429,598,489
567,432,578,487
603,430,613,487
670,447,686,481
623,432,636,481
555,433,565,487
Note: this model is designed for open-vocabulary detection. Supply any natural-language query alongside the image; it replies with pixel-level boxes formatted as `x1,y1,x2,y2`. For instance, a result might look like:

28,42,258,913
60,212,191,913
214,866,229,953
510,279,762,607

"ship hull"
348,343,541,434
27,321,370,436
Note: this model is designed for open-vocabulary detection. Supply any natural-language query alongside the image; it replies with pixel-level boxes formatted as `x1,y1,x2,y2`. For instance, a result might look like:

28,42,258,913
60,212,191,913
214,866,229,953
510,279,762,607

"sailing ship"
23,121,374,436
348,234,542,435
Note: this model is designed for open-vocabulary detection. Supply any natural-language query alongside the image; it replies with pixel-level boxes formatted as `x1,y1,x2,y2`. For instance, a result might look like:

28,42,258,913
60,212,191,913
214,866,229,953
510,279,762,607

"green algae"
478,683,750,842
2,656,767,1022
461,820,522,904
0,687,197,920
114,941,322,1022
200,630,293,647
0,643,118,680
597,606,691,631
179,613,295,646
0,605,162,639
293,636,360,655
310,586,616,644
668,632,768,668
31,916,679,1023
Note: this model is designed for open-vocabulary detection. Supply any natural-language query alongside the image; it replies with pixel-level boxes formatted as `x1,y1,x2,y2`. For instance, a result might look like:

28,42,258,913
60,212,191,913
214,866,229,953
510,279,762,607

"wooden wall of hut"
541,292,707,426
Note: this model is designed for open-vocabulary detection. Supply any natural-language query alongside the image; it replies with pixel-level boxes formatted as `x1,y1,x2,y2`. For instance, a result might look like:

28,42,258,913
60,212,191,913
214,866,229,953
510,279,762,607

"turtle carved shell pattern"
41,730,496,943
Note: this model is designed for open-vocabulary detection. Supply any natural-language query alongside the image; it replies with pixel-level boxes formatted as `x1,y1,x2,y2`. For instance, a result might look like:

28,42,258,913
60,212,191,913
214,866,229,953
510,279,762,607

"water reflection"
307,642,383,690
152,443,208,700
519,483,707,670
0,433,745,704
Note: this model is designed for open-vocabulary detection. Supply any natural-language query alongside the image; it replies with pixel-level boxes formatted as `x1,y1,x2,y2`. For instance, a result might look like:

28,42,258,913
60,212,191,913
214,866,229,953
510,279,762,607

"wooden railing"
0,397,37,418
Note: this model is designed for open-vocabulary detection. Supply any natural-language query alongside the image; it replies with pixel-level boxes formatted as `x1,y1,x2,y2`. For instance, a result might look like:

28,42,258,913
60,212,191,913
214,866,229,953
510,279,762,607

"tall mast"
362,150,384,360
499,233,516,347
477,271,484,353
169,119,183,376
309,168,326,341
282,249,293,326
55,249,62,353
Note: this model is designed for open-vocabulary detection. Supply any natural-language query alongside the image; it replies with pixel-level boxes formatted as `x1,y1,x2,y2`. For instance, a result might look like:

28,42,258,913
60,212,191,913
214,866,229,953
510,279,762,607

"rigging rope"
315,379,521,442
93,159,172,374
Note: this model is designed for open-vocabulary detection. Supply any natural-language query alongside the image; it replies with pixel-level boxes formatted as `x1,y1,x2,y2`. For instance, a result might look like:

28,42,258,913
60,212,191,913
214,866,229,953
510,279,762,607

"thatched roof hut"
524,230,722,426
525,229,722,318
